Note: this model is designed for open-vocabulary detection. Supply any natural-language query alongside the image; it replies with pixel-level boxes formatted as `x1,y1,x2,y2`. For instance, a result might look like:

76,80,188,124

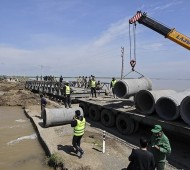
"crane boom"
129,11,190,50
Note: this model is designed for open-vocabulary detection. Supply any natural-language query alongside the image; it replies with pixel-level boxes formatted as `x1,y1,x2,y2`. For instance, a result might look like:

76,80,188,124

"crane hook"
130,59,136,71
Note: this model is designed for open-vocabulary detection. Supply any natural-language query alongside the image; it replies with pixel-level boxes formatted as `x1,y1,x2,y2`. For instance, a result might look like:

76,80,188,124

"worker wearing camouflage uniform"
149,125,171,170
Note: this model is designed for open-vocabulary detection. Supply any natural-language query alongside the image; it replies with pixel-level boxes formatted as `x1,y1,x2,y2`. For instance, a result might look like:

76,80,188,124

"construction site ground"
0,80,189,170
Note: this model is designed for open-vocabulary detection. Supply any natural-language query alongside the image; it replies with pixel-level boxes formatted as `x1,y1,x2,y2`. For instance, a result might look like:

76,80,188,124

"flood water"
0,106,52,170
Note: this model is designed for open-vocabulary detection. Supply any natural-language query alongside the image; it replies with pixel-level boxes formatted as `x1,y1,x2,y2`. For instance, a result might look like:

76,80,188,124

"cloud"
150,0,183,13
93,17,129,47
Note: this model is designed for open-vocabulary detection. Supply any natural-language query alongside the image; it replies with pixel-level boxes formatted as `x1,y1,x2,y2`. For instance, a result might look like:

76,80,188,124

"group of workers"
127,124,171,170
39,76,171,169
41,93,171,168
71,115,172,169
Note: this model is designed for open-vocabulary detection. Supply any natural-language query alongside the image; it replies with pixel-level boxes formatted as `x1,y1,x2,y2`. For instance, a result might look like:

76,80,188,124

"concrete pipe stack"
180,95,190,125
155,90,190,121
114,77,152,98
134,90,176,115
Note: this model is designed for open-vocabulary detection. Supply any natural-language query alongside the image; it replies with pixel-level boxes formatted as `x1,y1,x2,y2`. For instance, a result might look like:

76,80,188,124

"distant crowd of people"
36,75,56,81
36,75,118,98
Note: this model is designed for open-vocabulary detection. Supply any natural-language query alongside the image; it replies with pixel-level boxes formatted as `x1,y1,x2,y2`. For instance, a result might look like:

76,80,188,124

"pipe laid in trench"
180,96,190,125
114,77,152,98
155,90,190,121
135,90,176,115
42,107,84,127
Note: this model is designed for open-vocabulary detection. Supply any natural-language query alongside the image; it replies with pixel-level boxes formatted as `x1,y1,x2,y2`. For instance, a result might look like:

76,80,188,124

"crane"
129,11,190,50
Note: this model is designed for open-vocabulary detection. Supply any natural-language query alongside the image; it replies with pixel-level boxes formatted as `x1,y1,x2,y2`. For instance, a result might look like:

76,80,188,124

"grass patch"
46,152,66,170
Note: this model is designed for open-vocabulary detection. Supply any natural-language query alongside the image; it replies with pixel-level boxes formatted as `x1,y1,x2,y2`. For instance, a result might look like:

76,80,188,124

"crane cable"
129,22,137,71
123,22,144,78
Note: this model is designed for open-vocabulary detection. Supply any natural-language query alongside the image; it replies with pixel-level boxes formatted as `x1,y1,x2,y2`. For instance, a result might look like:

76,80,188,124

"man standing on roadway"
63,81,73,109
40,94,47,118
40,94,47,111
71,110,86,159
90,76,97,98
128,136,155,170
110,77,117,98
149,125,171,170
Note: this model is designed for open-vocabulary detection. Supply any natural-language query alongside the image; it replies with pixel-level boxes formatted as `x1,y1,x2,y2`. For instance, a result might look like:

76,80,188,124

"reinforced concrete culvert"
43,107,83,127
114,77,152,99
156,91,190,121
180,96,190,126
155,97,179,121
135,90,154,115
135,90,176,115
114,81,127,98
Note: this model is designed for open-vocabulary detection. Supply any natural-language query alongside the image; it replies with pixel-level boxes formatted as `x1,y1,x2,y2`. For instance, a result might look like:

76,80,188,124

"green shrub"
46,153,65,169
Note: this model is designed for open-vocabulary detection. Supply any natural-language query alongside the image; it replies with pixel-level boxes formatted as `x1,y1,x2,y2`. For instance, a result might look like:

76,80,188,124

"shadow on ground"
57,144,77,157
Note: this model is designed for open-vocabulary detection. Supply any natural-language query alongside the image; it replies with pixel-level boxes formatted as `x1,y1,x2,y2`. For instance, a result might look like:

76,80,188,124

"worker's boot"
77,151,82,159
78,148,84,158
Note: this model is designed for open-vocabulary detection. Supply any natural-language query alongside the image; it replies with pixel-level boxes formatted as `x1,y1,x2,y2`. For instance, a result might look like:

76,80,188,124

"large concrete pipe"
180,96,190,125
155,90,190,121
135,90,176,115
42,107,84,127
114,77,152,98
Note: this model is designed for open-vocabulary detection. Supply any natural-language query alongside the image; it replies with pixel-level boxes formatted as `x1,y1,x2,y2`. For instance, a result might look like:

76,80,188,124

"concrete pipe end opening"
180,96,190,125
135,90,155,115
156,97,179,121
114,80,128,98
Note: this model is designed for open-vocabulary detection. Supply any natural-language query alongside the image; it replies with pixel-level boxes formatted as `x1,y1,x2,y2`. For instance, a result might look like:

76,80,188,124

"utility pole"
121,47,124,79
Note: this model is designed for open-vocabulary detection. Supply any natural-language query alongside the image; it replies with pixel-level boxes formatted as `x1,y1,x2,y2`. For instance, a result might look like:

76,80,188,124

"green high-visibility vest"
91,80,96,87
111,80,117,87
65,85,70,94
74,118,86,136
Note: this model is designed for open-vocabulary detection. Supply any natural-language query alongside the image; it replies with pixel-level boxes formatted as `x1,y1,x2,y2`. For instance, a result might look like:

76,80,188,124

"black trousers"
64,94,71,107
72,135,83,153
91,87,96,97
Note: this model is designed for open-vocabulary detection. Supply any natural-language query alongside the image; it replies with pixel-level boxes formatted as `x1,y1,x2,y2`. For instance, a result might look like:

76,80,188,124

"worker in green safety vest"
71,110,86,159
110,77,117,98
90,76,97,98
63,81,73,109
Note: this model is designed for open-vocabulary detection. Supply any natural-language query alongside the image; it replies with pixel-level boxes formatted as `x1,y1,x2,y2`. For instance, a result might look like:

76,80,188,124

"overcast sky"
0,0,190,90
